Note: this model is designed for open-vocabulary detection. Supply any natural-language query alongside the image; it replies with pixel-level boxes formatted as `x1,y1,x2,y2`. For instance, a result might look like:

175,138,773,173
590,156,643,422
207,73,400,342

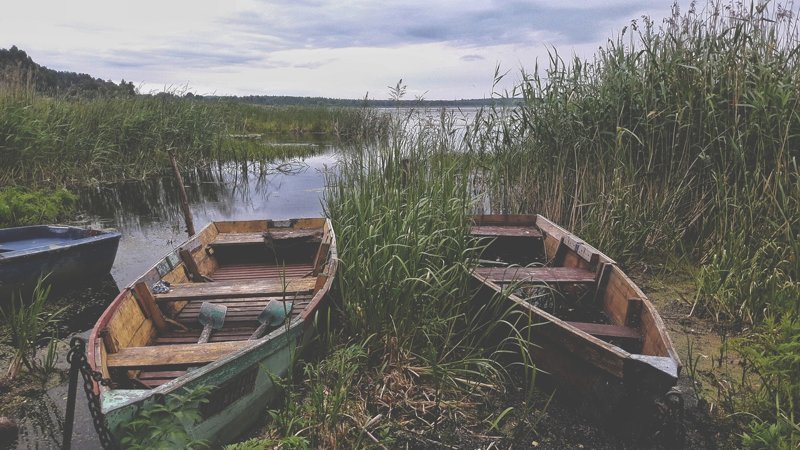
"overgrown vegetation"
468,0,799,444
0,87,387,188
0,276,64,379
0,187,76,227
118,385,213,450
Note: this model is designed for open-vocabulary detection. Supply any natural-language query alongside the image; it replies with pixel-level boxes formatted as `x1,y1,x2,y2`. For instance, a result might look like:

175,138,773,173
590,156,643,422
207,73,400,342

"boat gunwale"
0,225,121,260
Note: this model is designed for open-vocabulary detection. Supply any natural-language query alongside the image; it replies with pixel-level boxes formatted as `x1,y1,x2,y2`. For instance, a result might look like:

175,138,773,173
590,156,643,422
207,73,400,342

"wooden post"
132,282,168,333
169,151,195,237
179,248,205,282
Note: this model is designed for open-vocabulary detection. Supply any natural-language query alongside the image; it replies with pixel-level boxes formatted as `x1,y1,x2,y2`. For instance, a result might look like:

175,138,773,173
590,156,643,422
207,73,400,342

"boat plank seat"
470,225,543,238
474,266,596,284
107,341,253,369
211,263,314,281
210,230,322,248
154,277,316,302
566,321,641,341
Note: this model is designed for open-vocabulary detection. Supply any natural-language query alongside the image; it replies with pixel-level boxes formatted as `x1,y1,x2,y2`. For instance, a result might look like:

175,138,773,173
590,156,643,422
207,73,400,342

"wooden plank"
107,341,254,368
474,266,596,284
179,248,206,282
132,282,167,332
470,225,543,238
312,241,330,276
472,214,537,226
154,277,316,302
626,298,643,327
566,321,641,340
211,229,322,247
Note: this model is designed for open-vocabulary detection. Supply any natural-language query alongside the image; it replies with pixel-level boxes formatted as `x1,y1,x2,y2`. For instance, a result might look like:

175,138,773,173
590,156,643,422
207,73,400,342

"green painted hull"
101,320,305,446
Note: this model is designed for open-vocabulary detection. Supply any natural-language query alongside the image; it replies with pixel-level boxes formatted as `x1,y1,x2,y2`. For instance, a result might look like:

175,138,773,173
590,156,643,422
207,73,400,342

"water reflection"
75,147,337,287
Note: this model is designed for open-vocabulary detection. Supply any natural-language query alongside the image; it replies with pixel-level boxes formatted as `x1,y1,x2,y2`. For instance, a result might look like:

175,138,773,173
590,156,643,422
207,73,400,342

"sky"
1,0,694,100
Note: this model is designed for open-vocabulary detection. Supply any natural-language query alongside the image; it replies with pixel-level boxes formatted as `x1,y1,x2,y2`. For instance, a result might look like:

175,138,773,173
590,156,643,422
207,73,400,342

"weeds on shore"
0,276,64,379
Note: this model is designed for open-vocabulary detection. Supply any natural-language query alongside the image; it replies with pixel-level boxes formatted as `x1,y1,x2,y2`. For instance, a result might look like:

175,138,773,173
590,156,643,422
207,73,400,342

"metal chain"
66,337,118,450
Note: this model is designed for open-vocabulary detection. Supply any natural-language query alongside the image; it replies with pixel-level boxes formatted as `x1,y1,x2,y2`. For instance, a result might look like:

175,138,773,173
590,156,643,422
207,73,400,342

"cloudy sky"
2,0,693,99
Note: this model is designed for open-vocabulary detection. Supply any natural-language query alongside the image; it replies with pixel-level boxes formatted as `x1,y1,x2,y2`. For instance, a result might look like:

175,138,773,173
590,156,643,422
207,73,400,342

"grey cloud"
102,47,268,70
222,0,656,49
460,54,485,62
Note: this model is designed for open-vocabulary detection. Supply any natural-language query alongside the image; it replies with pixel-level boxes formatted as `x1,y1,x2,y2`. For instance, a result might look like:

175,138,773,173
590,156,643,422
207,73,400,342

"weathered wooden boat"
87,218,336,446
471,214,680,410
0,225,121,299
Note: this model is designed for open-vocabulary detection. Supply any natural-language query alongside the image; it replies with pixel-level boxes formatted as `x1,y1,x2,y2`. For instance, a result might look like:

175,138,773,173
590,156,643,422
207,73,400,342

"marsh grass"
0,186,76,227
472,0,799,322
242,110,528,448
0,88,388,187
468,0,800,444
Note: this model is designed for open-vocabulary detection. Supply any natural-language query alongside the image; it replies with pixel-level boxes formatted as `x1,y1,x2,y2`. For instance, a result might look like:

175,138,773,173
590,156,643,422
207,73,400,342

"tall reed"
473,0,799,322
469,0,799,443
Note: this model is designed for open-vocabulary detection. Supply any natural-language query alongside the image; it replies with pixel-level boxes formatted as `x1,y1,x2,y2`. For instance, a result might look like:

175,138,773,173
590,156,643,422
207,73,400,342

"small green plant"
733,315,800,446
118,385,213,450
0,275,65,379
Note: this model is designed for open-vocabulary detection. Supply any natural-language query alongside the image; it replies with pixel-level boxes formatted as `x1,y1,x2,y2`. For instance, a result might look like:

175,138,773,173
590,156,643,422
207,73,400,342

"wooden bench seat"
474,266,596,284
107,341,254,369
470,225,543,238
211,263,314,281
154,277,316,302
210,229,322,248
566,321,641,341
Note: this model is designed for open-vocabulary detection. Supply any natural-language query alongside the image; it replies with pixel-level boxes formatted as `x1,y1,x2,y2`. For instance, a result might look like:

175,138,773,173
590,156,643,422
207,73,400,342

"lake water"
78,145,337,287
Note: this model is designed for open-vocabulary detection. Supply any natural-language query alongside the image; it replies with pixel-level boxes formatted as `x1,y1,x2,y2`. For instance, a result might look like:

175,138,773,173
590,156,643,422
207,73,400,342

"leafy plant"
118,385,213,450
0,275,65,379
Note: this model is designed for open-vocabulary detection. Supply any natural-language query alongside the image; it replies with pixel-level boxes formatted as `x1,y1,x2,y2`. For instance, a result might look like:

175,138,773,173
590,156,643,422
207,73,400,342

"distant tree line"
0,46,518,107
204,94,518,108
0,46,135,97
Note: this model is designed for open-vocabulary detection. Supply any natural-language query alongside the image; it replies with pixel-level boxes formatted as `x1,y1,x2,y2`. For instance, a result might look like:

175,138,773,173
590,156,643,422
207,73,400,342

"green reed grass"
473,0,799,323
468,0,799,443
0,88,388,187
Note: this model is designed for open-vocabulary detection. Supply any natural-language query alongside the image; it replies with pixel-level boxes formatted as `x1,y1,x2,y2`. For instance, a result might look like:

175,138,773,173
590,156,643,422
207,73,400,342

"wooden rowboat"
471,215,680,409
0,225,121,300
87,218,336,446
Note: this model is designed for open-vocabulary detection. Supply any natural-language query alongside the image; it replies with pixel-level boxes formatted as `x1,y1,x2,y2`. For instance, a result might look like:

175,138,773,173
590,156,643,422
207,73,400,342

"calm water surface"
78,147,337,287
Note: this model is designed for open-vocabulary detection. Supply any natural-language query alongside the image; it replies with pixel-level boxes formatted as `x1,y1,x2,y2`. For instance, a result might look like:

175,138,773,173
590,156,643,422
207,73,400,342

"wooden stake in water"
169,151,196,237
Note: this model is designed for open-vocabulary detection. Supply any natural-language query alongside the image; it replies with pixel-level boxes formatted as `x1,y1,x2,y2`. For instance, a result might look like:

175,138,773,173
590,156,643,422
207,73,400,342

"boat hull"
0,225,121,299
471,214,680,412
87,218,336,447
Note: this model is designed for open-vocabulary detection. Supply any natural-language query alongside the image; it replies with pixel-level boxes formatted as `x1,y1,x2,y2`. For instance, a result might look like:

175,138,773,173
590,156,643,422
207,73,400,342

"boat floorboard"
175,297,311,326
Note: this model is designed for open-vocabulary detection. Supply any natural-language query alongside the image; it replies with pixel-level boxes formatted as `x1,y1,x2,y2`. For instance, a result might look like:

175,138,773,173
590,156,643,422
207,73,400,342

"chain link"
66,337,118,450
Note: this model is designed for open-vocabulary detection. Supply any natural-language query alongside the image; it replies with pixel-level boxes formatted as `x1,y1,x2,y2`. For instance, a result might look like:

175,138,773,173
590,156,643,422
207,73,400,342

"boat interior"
91,218,334,390
472,214,677,361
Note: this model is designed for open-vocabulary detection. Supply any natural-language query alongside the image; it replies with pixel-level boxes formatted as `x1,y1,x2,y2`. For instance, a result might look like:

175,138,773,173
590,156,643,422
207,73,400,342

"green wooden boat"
87,218,336,446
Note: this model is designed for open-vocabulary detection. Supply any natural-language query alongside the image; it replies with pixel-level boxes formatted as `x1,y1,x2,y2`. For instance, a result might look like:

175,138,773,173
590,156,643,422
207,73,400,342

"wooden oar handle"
249,322,269,340
198,324,213,343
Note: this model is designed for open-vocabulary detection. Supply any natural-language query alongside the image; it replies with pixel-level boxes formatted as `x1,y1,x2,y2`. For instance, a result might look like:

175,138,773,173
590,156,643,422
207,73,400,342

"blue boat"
0,225,121,299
